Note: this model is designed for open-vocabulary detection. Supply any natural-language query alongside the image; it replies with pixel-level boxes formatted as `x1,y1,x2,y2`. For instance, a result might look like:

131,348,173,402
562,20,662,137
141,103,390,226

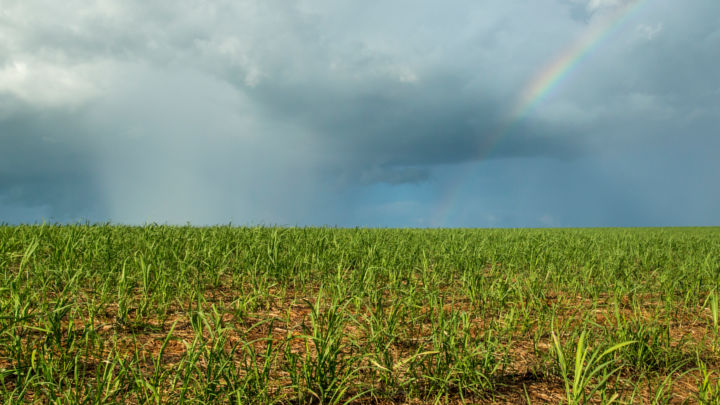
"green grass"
0,225,718,403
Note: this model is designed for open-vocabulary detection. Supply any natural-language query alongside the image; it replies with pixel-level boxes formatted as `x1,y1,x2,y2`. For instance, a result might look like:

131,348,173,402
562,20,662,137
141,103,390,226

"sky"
1,0,719,227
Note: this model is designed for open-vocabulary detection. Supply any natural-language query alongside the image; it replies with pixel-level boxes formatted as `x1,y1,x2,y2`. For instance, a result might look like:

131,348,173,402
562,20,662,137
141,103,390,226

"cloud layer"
1,0,719,226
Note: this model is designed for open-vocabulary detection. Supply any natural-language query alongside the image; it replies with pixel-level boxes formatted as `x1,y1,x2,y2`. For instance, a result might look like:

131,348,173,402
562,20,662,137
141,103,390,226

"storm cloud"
1,0,718,226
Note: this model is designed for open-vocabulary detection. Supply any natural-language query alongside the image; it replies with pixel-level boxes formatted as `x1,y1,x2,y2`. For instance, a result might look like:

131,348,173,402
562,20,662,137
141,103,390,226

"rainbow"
431,0,649,227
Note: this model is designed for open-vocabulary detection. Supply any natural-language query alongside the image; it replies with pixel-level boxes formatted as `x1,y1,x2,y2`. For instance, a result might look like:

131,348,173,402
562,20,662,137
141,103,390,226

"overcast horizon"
1,0,719,228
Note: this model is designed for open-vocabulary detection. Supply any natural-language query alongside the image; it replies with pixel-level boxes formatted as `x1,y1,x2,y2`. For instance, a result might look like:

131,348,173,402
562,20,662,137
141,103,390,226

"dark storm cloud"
248,73,585,172
1,0,719,225
0,107,102,221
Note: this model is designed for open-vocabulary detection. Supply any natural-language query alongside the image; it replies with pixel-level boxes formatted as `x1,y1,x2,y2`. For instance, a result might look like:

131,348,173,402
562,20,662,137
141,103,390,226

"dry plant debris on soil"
0,225,719,404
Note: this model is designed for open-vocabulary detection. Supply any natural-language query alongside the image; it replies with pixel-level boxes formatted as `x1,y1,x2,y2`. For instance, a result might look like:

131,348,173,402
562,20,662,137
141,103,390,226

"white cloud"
635,23,663,40
587,0,624,13
0,60,101,108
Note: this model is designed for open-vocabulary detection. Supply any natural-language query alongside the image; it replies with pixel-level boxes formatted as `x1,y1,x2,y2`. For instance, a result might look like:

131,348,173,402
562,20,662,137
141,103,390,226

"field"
0,225,719,404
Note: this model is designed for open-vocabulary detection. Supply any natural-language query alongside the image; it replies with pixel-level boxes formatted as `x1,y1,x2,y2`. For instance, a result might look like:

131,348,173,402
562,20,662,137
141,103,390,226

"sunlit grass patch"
0,225,718,403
